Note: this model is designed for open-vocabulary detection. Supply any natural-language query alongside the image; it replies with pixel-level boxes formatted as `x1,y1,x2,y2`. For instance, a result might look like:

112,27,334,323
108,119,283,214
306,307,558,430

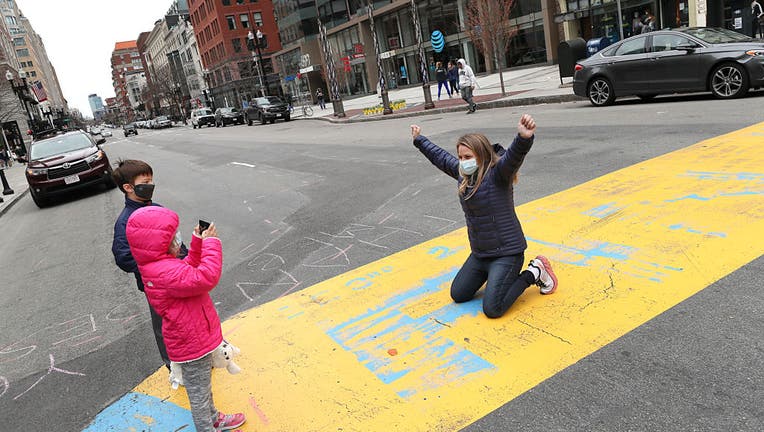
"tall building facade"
110,40,143,122
88,93,105,120
188,0,282,109
2,0,68,149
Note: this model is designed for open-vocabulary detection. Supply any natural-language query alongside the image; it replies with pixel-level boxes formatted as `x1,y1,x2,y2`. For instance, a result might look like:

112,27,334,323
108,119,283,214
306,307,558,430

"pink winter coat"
126,206,224,362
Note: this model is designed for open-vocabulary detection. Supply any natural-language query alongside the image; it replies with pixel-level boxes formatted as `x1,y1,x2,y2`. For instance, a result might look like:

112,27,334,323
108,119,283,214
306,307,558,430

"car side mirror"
676,44,696,52
96,136,106,144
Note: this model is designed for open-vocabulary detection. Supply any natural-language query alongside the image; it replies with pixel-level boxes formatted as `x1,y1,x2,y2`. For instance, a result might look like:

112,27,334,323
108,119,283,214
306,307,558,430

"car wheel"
587,77,615,107
284,115,291,122
710,63,749,99
270,119,275,124
30,189,47,208
638,94,657,101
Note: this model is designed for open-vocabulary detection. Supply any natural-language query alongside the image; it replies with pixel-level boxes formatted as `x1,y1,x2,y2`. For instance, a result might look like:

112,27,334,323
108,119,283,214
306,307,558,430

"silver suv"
191,108,215,129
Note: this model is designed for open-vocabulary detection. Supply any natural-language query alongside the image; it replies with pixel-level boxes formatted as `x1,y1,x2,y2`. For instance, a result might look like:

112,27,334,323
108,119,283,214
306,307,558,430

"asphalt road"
1,93,763,431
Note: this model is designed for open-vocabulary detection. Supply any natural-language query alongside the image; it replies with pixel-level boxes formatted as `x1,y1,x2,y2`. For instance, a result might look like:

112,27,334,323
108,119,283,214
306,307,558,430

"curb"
0,186,29,218
307,94,584,124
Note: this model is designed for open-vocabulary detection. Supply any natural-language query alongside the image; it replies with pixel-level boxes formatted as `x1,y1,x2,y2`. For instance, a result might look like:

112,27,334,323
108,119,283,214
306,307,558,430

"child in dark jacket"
111,160,172,369
409,114,558,318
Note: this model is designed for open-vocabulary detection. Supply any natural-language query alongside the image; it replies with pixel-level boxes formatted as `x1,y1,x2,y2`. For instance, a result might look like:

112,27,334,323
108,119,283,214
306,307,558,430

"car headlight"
86,150,104,163
26,167,48,176
746,50,764,56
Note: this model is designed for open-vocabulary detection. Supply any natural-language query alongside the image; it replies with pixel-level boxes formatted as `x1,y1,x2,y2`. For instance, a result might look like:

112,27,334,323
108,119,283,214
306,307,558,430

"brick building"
110,40,144,123
188,0,281,109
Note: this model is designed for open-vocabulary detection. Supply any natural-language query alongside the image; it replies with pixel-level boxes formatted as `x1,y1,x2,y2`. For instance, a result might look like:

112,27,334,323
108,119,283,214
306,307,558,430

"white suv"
191,108,215,129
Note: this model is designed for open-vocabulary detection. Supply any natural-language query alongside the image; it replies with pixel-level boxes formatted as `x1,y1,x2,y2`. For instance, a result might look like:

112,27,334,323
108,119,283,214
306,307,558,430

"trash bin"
557,38,587,83
586,37,612,57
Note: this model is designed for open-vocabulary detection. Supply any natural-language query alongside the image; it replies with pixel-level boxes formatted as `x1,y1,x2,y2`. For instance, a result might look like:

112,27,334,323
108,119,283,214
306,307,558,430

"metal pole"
410,0,435,109
616,0,624,41
257,31,267,96
367,0,393,115
317,19,346,118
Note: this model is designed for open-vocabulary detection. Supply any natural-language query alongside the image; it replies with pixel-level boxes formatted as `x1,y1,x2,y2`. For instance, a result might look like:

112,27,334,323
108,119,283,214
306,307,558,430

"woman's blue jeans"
451,253,535,318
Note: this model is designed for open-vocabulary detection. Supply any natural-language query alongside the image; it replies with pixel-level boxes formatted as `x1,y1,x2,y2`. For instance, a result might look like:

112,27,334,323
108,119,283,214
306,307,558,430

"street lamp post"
5,69,35,134
367,0,393,115
410,0,435,109
0,122,14,196
203,69,215,110
248,30,267,96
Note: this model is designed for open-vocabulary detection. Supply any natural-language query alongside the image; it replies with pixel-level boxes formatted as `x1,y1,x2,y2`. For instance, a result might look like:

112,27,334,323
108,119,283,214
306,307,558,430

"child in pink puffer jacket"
126,206,245,432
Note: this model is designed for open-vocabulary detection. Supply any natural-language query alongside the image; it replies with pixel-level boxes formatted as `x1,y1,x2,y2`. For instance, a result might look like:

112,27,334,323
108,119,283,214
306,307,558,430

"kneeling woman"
410,114,558,318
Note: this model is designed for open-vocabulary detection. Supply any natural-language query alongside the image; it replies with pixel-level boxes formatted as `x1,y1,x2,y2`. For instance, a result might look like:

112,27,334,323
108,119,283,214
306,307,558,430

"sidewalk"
0,163,29,217
309,64,582,123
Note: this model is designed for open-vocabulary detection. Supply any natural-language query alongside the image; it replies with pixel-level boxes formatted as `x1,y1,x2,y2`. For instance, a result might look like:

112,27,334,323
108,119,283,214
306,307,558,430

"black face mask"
133,183,155,201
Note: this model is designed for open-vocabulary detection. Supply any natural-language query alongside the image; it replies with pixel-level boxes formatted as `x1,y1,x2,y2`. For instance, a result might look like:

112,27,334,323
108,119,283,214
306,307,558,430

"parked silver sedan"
573,27,764,107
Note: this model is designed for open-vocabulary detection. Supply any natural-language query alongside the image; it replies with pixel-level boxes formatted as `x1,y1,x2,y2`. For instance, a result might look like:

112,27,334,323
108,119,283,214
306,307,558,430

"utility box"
557,38,587,83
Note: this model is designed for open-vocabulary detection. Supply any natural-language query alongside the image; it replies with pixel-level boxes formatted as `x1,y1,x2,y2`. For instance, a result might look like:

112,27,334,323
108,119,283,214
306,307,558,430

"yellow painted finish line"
130,123,764,431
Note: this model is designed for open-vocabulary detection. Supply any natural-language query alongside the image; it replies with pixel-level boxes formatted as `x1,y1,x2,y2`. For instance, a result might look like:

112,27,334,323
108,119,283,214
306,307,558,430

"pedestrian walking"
435,61,452,100
447,61,459,94
126,207,246,432
316,88,326,110
112,160,180,372
457,58,477,113
409,114,558,318
753,0,764,38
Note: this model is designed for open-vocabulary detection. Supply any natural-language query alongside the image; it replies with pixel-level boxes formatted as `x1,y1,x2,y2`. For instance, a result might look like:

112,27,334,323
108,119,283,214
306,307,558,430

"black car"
573,27,764,107
246,96,290,125
123,123,138,137
25,131,115,207
214,107,245,127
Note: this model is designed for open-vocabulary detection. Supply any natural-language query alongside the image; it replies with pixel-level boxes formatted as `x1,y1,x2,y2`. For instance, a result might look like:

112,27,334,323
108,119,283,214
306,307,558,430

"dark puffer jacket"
413,134,533,258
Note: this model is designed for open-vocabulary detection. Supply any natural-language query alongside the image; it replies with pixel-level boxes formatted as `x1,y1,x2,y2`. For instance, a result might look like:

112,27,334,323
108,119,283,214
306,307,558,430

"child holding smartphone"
126,207,245,431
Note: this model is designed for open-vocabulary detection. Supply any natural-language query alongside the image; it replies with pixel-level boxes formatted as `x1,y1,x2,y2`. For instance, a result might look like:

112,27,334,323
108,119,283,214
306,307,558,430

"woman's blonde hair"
457,133,518,199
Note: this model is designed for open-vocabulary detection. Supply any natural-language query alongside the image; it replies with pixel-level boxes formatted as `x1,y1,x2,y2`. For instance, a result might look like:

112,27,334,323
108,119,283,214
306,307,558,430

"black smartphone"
199,219,211,234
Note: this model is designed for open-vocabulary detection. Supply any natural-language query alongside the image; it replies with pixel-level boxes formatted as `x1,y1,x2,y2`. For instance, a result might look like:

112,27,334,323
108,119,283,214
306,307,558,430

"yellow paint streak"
134,123,764,431
132,414,155,426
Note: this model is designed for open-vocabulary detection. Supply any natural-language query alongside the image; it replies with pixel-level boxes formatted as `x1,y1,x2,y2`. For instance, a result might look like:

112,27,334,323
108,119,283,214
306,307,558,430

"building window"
240,14,250,28
15,48,29,57
12,37,24,46
29,71,36,77
232,38,242,52
222,0,231,5
253,12,263,26
226,15,236,30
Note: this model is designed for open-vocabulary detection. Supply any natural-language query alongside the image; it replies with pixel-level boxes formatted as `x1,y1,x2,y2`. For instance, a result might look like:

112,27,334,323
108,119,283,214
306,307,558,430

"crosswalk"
84,122,764,431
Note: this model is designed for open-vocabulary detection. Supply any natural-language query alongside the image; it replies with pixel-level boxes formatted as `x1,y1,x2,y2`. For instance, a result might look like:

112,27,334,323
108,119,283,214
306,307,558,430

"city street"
1,95,763,431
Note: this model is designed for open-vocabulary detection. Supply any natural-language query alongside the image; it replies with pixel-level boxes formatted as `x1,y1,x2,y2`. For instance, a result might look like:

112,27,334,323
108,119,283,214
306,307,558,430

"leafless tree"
464,0,517,96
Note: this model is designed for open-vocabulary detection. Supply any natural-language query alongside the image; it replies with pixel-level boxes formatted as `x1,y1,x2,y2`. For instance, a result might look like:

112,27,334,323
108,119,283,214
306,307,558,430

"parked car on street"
101,129,112,137
245,96,290,125
214,107,245,127
25,130,115,207
154,116,173,128
573,27,764,107
123,123,138,137
191,108,216,129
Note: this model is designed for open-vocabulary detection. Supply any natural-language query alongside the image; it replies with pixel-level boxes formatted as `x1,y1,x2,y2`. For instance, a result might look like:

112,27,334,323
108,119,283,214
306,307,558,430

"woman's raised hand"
411,124,422,139
518,114,536,139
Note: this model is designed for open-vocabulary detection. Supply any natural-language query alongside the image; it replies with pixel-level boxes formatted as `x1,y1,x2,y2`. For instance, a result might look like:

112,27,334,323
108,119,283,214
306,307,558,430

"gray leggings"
181,353,218,431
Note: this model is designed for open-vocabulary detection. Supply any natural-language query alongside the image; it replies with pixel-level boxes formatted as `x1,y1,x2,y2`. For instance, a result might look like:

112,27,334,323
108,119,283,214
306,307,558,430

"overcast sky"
18,0,173,118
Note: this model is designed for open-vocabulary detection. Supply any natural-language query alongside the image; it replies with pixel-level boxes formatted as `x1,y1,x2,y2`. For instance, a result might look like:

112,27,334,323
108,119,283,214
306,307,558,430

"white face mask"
460,158,478,175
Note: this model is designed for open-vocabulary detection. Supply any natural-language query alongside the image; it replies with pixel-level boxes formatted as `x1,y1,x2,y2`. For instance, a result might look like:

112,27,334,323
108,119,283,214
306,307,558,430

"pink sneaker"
214,412,246,431
529,255,558,295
